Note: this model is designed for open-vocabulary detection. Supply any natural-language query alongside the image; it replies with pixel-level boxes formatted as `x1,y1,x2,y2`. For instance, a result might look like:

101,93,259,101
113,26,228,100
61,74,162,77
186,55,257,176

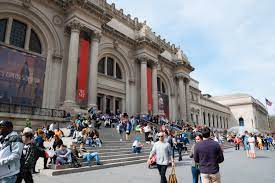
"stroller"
148,154,157,169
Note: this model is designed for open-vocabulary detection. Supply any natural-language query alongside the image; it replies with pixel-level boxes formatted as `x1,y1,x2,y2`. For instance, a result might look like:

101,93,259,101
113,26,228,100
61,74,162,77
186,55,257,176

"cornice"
201,96,231,110
102,24,136,46
54,0,112,24
136,36,164,55
158,55,177,67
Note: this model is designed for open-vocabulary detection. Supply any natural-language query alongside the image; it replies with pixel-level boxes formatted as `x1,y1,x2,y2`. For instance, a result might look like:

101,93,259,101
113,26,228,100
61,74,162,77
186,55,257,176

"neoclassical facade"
0,0,195,122
0,0,268,130
211,94,269,130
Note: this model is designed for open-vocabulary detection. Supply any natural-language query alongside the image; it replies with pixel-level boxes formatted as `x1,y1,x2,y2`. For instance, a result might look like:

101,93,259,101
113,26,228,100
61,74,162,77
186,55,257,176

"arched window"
98,58,105,74
29,30,42,54
157,77,167,94
10,20,27,48
0,18,42,54
107,57,114,76
116,63,122,79
98,56,123,79
239,117,244,126
0,19,7,42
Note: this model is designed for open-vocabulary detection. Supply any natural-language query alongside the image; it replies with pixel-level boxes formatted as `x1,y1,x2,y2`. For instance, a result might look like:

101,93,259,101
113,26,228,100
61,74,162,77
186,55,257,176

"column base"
87,104,97,110
62,100,79,112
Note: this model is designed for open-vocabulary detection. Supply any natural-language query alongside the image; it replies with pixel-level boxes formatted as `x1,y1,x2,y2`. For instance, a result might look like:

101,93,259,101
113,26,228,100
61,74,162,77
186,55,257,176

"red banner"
77,38,90,103
147,66,152,113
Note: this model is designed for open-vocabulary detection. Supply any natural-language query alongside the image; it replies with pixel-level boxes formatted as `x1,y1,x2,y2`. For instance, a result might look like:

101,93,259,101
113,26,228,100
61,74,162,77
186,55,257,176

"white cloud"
107,0,275,114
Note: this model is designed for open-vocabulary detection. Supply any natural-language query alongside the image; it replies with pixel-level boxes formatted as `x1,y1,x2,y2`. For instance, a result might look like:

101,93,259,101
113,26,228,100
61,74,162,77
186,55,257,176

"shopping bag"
168,167,178,183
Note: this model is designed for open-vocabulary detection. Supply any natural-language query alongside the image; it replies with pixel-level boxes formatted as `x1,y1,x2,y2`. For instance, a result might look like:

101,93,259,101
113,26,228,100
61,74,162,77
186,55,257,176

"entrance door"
106,98,111,114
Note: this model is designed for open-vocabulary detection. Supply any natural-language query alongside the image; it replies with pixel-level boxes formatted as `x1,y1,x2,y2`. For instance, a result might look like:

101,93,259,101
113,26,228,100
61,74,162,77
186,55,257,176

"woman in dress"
248,133,256,159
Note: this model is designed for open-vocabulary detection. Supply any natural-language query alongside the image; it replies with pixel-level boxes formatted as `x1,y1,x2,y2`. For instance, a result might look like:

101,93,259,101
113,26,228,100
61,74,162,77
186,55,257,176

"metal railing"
0,103,66,118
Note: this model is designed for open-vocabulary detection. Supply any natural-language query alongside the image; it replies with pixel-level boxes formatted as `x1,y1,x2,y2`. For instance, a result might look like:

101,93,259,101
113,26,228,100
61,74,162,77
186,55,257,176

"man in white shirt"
148,132,175,183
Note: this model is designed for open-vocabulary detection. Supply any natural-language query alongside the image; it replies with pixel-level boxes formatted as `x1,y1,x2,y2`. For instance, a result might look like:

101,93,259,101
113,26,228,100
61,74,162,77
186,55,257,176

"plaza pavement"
34,148,275,183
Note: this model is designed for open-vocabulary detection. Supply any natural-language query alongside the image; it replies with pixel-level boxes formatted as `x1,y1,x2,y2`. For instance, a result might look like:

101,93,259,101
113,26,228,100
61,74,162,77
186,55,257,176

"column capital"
175,73,189,80
91,31,102,42
152,62,158,69
136,56,148,64
184,77,190,84
68,20,82,32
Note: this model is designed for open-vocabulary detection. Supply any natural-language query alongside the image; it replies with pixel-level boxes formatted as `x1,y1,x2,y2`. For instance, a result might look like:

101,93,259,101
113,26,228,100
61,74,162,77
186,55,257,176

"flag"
265,98,272,106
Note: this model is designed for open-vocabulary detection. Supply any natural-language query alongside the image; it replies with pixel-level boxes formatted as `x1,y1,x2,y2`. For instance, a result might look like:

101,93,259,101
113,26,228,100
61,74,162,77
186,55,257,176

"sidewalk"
34,148,275,183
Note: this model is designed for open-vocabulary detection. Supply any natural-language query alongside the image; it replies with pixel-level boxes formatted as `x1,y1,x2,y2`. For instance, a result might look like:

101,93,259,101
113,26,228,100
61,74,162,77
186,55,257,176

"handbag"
168,167,178,183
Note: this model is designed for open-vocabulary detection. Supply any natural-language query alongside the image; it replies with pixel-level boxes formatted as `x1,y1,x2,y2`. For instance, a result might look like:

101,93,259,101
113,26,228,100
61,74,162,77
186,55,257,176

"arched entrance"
157,76,169,118
239,117,244,126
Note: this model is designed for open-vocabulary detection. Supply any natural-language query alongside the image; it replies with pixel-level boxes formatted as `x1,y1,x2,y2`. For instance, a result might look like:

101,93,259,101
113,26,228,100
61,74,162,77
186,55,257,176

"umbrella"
227,126,260,136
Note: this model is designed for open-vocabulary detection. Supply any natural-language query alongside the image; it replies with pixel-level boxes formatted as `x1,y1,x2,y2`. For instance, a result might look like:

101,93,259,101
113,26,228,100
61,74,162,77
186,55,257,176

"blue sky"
107,0,275,114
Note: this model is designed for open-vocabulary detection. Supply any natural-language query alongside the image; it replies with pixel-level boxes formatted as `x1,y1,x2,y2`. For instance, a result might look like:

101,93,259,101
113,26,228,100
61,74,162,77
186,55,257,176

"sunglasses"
158,136,164,137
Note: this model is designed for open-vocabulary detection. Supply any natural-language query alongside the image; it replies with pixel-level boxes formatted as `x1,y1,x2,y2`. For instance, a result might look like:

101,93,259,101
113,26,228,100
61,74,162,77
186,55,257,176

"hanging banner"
77,38,90,105
147,66,152,113
0,45,46,107
158,93,169,118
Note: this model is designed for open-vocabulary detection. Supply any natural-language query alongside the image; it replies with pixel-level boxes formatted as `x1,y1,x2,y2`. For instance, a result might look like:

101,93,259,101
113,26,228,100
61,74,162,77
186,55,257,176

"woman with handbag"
190,134,203,183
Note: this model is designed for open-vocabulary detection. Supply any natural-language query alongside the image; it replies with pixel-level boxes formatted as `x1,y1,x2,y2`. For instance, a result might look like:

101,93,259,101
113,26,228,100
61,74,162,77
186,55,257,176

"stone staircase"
40,127,234,176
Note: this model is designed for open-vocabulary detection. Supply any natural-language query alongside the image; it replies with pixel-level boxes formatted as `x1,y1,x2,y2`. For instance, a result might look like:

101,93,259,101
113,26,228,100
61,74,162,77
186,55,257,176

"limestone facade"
211,94,269,130
0,0,265,130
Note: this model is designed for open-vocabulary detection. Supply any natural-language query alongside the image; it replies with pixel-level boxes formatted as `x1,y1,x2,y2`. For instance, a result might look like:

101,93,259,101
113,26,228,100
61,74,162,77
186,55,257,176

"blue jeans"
83,152,100,164
132,146,141,153
0,175,17,183
191,166,201,183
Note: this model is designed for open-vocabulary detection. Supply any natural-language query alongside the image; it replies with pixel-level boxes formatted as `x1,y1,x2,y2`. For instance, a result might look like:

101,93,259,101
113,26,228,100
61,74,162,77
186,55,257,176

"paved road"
34,148,275,183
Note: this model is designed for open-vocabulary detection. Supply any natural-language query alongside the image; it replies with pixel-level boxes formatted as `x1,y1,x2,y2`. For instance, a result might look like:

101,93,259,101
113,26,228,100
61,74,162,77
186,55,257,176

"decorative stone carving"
22,0,32,8
113,39,119,49
52,15,63,27
68,20,82,32
92,31,102,42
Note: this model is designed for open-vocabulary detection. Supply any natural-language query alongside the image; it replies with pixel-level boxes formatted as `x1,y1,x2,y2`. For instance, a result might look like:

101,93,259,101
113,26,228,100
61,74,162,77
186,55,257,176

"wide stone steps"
39,127,234,176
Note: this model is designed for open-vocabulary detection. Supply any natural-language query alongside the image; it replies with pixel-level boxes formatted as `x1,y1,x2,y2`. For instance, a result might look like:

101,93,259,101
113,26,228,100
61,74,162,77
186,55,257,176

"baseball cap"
0,120,13,128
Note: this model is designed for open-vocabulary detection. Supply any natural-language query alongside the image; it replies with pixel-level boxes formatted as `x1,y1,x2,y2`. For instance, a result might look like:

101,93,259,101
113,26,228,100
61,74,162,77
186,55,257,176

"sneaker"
120,139,122,142
96,162,102,165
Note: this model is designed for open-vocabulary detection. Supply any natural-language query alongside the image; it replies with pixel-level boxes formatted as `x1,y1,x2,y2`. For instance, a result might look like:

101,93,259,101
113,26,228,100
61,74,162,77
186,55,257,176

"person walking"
0,120,24,183
147,132,175,183
16,129,36,183
190,134,203,183
194,127,224,183
233,135,241,150
248,133,256,159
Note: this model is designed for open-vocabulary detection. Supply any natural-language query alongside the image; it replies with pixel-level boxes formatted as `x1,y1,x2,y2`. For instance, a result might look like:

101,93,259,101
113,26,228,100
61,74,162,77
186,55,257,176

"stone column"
112,96,116,113
152,63,158,115
185,78,191,122
178,76,186,122
63,20,81,107
140,58,148,114
87,32,101,109
102,95,106,113
122,98,126,113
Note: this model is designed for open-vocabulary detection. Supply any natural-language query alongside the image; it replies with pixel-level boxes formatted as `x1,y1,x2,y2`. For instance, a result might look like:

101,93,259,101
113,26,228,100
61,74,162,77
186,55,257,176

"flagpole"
266,102,270,131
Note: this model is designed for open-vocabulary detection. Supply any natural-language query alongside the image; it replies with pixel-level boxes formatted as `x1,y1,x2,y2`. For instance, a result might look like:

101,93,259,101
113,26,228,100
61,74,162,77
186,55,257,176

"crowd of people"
1,108,274,183
230,131,275,159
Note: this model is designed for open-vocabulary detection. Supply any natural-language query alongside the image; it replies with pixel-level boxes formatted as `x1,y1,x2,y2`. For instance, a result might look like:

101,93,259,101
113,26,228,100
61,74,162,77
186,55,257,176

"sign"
0,45,46,107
